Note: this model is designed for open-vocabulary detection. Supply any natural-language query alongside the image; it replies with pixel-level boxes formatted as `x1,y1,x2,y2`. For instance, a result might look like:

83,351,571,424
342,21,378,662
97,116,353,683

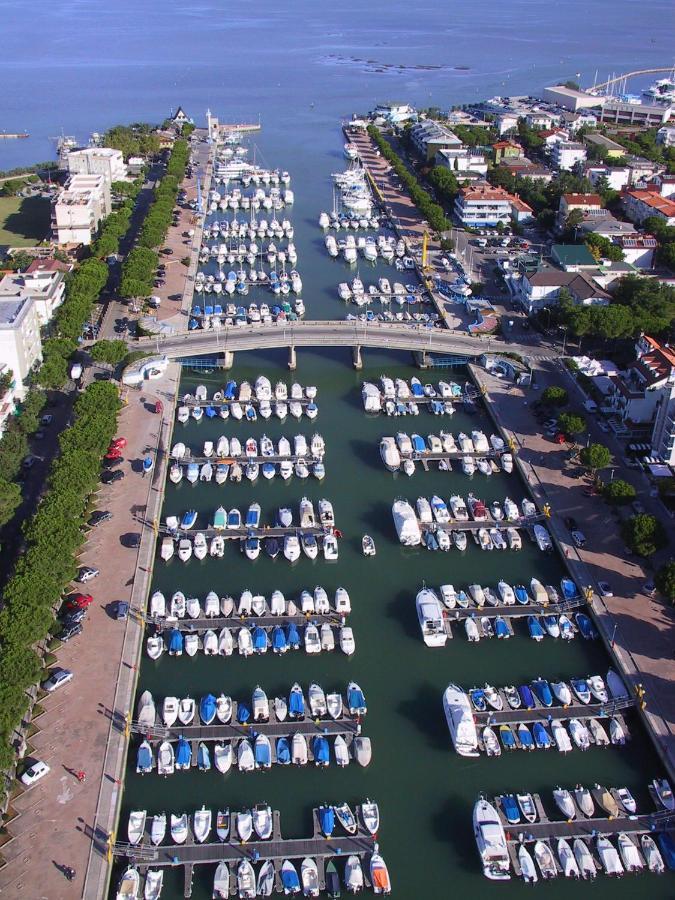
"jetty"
161,524,329,540
178,395,314,409
171,452,322,466
473,697,635,728
147,612,347,631
114,807,376,897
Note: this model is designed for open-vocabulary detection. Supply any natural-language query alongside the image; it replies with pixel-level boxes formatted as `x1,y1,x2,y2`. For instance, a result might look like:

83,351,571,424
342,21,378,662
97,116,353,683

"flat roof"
0,297,29,326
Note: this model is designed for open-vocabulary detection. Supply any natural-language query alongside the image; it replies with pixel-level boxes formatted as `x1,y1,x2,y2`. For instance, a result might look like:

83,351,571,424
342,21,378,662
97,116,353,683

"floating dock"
147,612,347,631
114,807,376,897
161,524,329,540
473,697,635,727
178,396,314,409
132,713,362,743
171,453,323,465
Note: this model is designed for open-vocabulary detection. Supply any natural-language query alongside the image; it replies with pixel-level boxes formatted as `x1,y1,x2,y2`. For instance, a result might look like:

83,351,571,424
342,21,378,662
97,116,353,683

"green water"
116,348,670,900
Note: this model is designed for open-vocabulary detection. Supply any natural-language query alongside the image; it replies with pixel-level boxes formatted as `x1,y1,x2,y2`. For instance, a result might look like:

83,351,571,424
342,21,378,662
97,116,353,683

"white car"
42,669,73,693
597,581,613,598
21,761,50,787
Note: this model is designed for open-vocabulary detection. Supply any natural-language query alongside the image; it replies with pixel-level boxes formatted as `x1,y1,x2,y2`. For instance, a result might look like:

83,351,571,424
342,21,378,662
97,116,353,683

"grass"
0,195,50,248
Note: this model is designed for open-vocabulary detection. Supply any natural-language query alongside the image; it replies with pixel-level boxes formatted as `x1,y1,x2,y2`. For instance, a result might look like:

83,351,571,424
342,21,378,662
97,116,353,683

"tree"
655,560,675,604
580,443,611,473
89,340,128,365
622,514,668,557
564,209,584,232
0,479,21,527
541,386,568,407
584,233,624,263
558,412,586,437
603,478,636,505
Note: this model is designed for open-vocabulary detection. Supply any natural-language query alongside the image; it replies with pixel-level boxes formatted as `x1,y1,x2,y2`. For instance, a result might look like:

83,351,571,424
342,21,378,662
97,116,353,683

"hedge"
0,382,120,768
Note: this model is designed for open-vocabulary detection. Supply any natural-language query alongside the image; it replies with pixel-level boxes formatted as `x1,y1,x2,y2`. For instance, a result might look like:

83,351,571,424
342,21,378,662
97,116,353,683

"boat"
175,737,192,770
199,693,217,725
276,736,291,765
589,718,609,746
325,860,341,898
483,726,501,757
517,793,537,823
618,833,644,873
561,578,580,601
370,853,391,895
519,845,538,883
253,803,273,840
641,835,665,874
308,682,327,718
334,734,349,766
157,740,174,776
570,678,591,704
327,692,342,719
334,802,357,835
116,867,141,900
127,809,146,845
150,813,166,846
197,741,211,772
443,684,479,757
347,681,367,715
557,838,580,879
236,809,253,843
592,784,619,816
213,861,229,897
353,736,371,766
237,859,256,899
360,800,379,835
392,498,422,545
193,805,211,843
597,836,624,875
214,742,232,774
473,798,511,880
170,813,188,844
607,668,628,699
534,841,557,879
380,436,401,471
530,578,548,605
292,732,308,765
465,618,480,642
527,616,544,641
345,856,364,893
551,721,572,753
256,860,275,897
533,524,552,551
252,686,270,721
588,675,608,703
574,785,594,817
531,678,553,707
237,739,255,772
653,778,674,810
533,722,552,749
362,534,376,556
136,691,156,729
551,681,572,706
569,719,591,750
500,794,520,825
281,860,300,895
553,788,576,820
416,588,447,647
517,722,534,750
610,717,627,745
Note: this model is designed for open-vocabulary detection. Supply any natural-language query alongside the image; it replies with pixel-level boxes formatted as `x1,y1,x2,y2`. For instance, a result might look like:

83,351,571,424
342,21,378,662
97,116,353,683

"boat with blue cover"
499,724,516,750
501,794,520,824
347,682,367,715
560,615,574,639
272,626,287,653
531,678,553,707
237,702,251,724
254,734,271,768
411,433,426,452
519,684,535,709
205,406,217,418
176,737,192,770
575,613,598,639
561,578,579,600
312,736,330,766
533,722,552,749
181,510,198,530
470,689,487,712
289,683,305,719
657,832,675,870
515,585,529,605
186,462,199,483
410,380,424,398
136,740,153,774
252,627,267,653
424,531,439,551
286,623,300,649
318,805,335,837
527,616,544,640
227,508,241,529
224,381,237,399
494,617,509,639
571,678,591,704
281,860,300,894
197,742,211,771
200,694,217,724
517,722,534,750
276,737,291,765
246,503,261,528
168,629,183,656
143,456,153,473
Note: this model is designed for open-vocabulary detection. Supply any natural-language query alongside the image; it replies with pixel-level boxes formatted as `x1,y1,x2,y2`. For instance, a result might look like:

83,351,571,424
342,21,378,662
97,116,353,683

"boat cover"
347,685,366,712
176,738,192,767
272,627,287,652
318,805,335,836
137,744,152,769
252,627,266,650
200,694,216,723
224,381,237,400
527,616,544,638
281,866,300,890
411,382,424,397
518,684,535,708
515,585,529,604
168,629,183,653
561,578,579,600
198,744,211,769
205,406,217,418
276,737,291,764
411,434,426,452
289,689,305,717
286,623,300,647
533,723,551,747
254,737,270,766
312,736,329,764
237,702,251,724
494,618,508,638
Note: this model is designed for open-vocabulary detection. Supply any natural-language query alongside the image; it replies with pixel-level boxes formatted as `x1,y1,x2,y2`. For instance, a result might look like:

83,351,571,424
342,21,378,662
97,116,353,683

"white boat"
483,726,501,757
162,696,178,727
237,740,255,772
534,841,556,879
380,436,401,471
518,845,538,883
237,859,256,899
339,626,355,655
253,803,273,840
213,861,229,898
236,809,253,843
573,839,597,880
473,798,511,880
641,835,665,874
551,720,572,753
170,813,188,844
533,524,552,551
292,732,308,765
218,628,233,656
157,740,174,776
150,813,166,846
465,618,480,642
553,788,576,820
252,686,269,721
160,537,174,561
353,736,372,766
360,800,379,835
569,719,591,750
557,838,580,878
305,623,321,654
392,499,422,545
334,735,350,767
193,805,212,843
589,718,609,746
127,809,146,846
116,867,141,900
597,836,624,875
214,742,232,774
345,856,364,893
653,777,674,810
256,860,275,897
327,692,343,719
137,691,156,728
308,682,327,718
618,833,643,872
301,858,320,897
443,684,479,756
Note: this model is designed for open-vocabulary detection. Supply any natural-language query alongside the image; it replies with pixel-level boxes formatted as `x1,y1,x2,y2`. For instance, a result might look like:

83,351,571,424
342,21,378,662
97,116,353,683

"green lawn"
0,195,50,248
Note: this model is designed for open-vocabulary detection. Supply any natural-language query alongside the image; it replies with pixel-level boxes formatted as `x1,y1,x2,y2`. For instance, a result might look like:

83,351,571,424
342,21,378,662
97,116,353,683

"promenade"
471,361,675,779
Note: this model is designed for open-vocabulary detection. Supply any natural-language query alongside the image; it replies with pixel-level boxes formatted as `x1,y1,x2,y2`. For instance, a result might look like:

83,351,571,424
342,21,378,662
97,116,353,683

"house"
624,155,666,183
0,267,66,326
0,363,16,438
622,188,675,226
67,147,126,185
584,164,631,191
559,110,599,133
551,244,598,271
538,128,569,152
648,174,675,200
583,132,626,159
551,141,587,171
51,173,111,245
500,159,554,182
492,140,523,164
496,112,520,136
557,193,603,229
435,146,487,176
170,106,190,126
410,121,462,161
656,126,675,147
372,102,417,125
542,85,603,112
0,298,42,399
615,234,657,269
605,336,675,457
126,156,145,176
515,267,611,314
578,213,637,240
525,111,560,129
453,184,532,227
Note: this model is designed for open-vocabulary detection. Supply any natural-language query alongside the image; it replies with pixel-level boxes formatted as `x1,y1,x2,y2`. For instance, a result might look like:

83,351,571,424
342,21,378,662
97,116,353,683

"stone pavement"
0,369,178,900
471,360,675,778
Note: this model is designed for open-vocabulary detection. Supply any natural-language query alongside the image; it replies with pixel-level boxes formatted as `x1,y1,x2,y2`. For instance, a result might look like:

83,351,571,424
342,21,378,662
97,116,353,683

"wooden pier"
148,612,346,631
162,524,329,540
178,396,314,409
473,696,635,727
419,513,544,534
171,452,323,466
114,806,376,897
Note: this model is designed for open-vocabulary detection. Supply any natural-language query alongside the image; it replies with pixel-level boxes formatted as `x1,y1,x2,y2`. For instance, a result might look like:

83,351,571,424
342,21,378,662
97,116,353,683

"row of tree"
137,139,188,250
89,178,143,260
0,382,120,769
367,126,450,233
103,124,161,161
0,389,47,527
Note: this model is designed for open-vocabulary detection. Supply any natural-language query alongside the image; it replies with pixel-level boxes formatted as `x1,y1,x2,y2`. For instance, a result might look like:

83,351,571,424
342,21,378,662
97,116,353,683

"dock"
148,612,347,631
161,524,329,540
171,452,323,466
473,697,635,727
419,513,544,534
177,396,314,409
114,807,376,897
132,713,362,743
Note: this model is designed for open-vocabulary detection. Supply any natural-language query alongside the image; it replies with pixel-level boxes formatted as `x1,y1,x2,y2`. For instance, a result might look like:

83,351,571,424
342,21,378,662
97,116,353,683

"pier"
132,710,362,742
473,698,634,727
418,513,545,534
148,612,347,631
177,396,314,409
161,524,329,540
114,807,376,897
170,452,322,466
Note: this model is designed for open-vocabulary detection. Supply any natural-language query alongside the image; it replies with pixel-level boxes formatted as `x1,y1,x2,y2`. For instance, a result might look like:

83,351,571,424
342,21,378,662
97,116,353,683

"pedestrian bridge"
133,320,554,369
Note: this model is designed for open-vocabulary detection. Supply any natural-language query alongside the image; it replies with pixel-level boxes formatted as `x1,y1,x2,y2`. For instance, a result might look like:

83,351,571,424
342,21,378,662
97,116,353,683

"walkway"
470,361,675,779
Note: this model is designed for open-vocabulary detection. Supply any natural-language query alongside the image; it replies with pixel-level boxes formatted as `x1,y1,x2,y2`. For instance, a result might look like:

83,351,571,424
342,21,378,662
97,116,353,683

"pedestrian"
76,770,86,783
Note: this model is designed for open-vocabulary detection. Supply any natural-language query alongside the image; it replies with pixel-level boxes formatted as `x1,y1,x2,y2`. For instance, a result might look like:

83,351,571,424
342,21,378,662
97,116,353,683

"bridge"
132,321,555,370
585,66,673,92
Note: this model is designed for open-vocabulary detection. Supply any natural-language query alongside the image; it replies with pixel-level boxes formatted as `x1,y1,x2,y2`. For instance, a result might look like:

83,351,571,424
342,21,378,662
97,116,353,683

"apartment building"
52,173,111,245
0,267,66,326
0,298,42,399
67,147,126,185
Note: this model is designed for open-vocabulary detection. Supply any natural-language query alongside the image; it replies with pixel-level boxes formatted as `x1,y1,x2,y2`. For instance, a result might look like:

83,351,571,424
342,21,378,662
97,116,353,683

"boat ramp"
113,807,376,897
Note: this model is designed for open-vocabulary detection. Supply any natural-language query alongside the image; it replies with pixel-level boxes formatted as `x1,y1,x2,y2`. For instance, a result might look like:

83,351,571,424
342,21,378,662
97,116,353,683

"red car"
553,433,566,444
105,448,123,460
63,593,93,612
110,437,127,450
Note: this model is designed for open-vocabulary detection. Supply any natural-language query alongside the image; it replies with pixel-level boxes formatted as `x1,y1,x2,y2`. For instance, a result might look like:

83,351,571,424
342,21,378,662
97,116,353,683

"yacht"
416,588,447,647
473,798,511,880
443,684,479,757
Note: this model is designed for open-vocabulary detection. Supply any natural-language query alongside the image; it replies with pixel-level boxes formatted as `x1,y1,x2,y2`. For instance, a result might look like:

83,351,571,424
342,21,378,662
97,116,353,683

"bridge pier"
412,350,429,369
221,350,234,370
288,345,297,370
352,345,362,370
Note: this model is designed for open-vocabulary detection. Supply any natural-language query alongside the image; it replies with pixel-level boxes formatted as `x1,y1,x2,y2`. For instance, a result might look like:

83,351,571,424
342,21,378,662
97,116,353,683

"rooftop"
0,297,29,327
584,133,626,152
551,244,597,267
624,189,675,217
562,193,602,207
635,336,675,386
26,258,70,274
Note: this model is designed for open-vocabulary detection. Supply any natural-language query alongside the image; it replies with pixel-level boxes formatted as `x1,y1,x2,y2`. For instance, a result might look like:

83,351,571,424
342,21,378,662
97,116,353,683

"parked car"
123,533,141,549
643,581,656,597
42,669,73,693
571,530,587,548
63,593,93,612
88,510,112,527
41,414,53,426
553,433,567,445
102,470,125,484
61,609,87,627
104,455,124,469
597,581,613,597
77,566,99,583
60,622,83,642
21,760,51,787
105,448,123,460
563,516,578,531
114,601,130,620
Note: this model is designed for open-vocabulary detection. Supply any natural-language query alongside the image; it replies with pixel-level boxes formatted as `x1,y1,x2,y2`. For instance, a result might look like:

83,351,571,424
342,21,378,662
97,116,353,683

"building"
615,234,657,269
578,213,637,240
410,120,462,161
453,184,532,227
496,112,520,136
492,140,523,164
647,173,675,200
542,85,603,112
622,188,675,226
52,173,111,245
584,164,631,192
0,298,42,399
372,102,417,125
551,244,598,271
126,156,145,176
170,106,190,126
656,126,675,147
67,147,126,185
435,146,487,177
583,132,627,159
514,268,611,314
551,141,587,171
598,100,672,128
524,111,560,129
559,110,599,133
538,128,569,152
0,362,16,438
557,192,603,227
0,267,66,326
500,159,554,182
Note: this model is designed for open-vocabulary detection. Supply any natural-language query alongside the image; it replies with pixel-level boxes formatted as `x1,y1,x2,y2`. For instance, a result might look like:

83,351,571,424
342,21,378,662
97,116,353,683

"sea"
1,1,673,896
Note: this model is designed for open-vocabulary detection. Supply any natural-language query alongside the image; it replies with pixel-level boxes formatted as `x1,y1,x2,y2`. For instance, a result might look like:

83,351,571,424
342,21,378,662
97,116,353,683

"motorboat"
416,588,447,647
610,717,627,745
519,845,538,883
593,784,619,816
551,721,572,753
573,839,597,880
252,686,270,721
641,835,665,874
327,692,342,719
237,739,255,772
465,618,480,642
500,794,520,825
334,802,357,835
127,809,146,846
116,867,141,899
347,681,367,715
157,740,174,776
193,805,212,843
280,860,300,895
534,841,557,879
392,498,422,545
360,800,379,835
345,856,364,893
443,684,478,757
653,777,674,810
256,860,275,896
589,718,610,746
237,859,256,898
213,861,229,897
308,682,327,718
370,853,391,895
334,734,349,767
517,793,537,823
574,785,594,817
150,813,166,846
252,803,273,840
353,736,372,766
214,742,232,774
289,683,306,719
292,732,308,765
551,680,572,706
558,838,580,878
570,678,591,704
597,836,624,875
553,788,576,820
504,686,520,709
170,813,188,844
612,787,636,814
473,798,510,880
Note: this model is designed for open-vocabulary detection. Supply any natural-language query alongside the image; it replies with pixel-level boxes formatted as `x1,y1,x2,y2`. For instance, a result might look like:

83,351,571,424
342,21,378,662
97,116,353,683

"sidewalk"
471,361,675,778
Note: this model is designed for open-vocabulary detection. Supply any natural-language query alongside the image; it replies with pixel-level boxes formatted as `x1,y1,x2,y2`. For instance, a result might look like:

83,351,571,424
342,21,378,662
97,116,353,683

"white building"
551,141,587,171
656,126,675,147
622,188,675,226
435,146,488,176
67,147,126,185
514,269,611,314
0,298,42,399
584,164,631,192
0,268,66,326
453,184,532,227
0,362,16,438
52,173,111,245
372,102,417,125
410,120,462,160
